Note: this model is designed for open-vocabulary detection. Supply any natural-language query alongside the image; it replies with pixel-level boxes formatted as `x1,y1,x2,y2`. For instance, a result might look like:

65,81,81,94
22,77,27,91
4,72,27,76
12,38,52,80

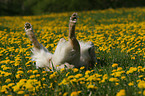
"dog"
25,13,96,71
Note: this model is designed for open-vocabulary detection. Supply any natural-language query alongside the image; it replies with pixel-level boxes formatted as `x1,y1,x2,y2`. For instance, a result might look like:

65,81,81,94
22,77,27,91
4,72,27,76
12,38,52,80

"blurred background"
0,0,145,16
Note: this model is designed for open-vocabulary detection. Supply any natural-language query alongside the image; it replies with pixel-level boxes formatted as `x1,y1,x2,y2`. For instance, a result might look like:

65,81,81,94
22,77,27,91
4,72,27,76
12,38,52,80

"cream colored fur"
31,40,95,70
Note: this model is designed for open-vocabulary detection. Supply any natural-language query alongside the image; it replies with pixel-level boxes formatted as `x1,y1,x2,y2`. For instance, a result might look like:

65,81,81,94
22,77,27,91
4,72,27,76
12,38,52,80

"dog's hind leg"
69,13,80,53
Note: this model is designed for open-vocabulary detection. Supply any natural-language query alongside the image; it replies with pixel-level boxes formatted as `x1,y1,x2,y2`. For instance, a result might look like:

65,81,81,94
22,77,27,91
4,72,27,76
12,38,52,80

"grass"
0,7,145,96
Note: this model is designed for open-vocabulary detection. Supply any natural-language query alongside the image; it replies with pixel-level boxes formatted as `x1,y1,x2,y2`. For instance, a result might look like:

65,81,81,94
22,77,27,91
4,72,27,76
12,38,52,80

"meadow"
0,7,145,96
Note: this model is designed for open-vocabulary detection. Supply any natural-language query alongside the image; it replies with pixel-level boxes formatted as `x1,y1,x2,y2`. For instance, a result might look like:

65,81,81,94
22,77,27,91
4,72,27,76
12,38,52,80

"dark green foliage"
0,0,145,15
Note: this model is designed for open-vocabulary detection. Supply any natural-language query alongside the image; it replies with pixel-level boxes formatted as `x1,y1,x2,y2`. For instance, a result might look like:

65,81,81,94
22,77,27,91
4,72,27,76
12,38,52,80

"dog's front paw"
25,22,32,31
70,13,78,24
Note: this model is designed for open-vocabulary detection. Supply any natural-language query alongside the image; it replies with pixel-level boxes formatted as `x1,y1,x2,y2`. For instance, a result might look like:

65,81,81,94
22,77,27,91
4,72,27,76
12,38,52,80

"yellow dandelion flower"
117,67,123,71
17,90,24,94
126,67,137,74
138,80,145,88
87,84,97,89
24,94,29,96
85,70,91,75
128,82,134,86
4,72,12,77
138,91,141,94
17,70,24,74
16,74,21,79
36,74,40,77
80,66,85,70
115,83,119,86
27,70,33,73
5,79,11,83
41,78,46,81
29,75,35,78
12,85,20,92
116,89,126,96
71,91,81,96
42,71,46,74
75,74,83,78
33,70,38,74
59,78,68,85
138,75,143,78
121,76,126,80
112,63,118,67
73,68,79,72
63,92,68,96
49,72,57,79
109,77,119,82
143,90,145,96
66,72,70,76
60,68,65,72
8,83,15,87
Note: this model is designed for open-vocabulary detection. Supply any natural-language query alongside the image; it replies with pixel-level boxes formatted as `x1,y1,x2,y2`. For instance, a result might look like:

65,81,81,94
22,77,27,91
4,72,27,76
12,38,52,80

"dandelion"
80,66,85,70
73,68,79,72
113,71,123,77
17,90,24,94
87,84,97,89
143,90,145,96
85,70,91,75
1,85,9,93
36,74,40,77
41,78,46,81
138,75,143,78
3,67,11,70
5,79,11,83
70,78,77,83
12,85,20,92
16,74,21,79
126,67,137,74
33,70,38,74
138,91,141,94
112,63,118,67
63,92,68,96
75,74,83,78
128,82,134,86
100,74,108,83
116,89,126,96
78,77,85,81
17,70,24,74
71,91,81,96
8,83,15,87
138,80,145,88
117,67,123,71
66,72,70,76
59,78,68,85
27,70,33,73
4,72,12,77
121,76,126,80
115,83,119,86
109,77,119,82
30,75,36,78
60,68,65,72
49,83,53,88
49,72,57,79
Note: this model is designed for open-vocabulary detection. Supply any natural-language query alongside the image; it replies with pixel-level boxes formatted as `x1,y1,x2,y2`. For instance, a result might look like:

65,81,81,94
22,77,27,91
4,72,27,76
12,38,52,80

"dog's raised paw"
25,22,32,30
70,13,78,24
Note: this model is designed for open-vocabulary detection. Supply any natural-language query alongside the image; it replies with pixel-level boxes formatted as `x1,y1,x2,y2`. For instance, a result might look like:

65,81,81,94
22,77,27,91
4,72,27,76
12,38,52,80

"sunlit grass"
0,7,145,96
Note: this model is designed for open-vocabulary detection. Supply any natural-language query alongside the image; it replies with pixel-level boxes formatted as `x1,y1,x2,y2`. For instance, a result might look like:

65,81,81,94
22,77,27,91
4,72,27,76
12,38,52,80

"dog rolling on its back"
25,13,96,70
